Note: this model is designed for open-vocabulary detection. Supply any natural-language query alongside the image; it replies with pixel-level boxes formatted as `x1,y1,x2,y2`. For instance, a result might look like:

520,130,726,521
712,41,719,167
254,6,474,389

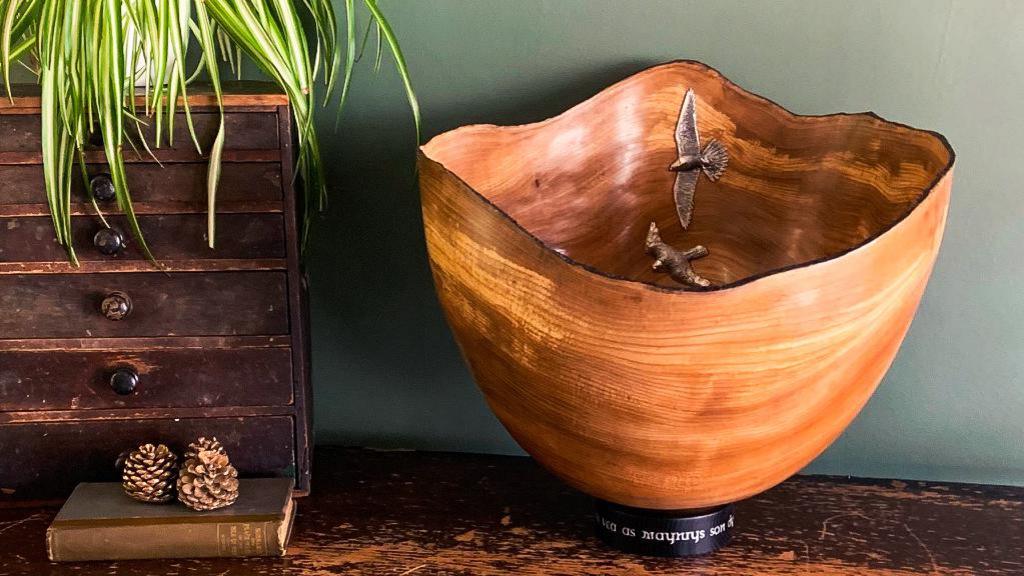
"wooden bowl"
418,61,954,510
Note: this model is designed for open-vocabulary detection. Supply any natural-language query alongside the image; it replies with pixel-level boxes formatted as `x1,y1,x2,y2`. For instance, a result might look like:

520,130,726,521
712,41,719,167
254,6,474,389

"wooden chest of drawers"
0,85,311,498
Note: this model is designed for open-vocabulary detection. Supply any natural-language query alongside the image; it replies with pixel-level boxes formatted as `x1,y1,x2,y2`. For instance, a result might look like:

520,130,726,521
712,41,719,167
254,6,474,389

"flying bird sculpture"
669,88,729,229
646,88,728,288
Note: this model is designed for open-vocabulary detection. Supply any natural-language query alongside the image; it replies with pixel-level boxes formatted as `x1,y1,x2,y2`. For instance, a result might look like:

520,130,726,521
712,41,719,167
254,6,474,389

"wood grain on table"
1,448,1021,575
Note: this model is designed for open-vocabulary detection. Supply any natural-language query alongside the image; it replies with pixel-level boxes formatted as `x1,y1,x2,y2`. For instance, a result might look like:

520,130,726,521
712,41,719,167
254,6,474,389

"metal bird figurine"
645,222,711,287
643,88,729,289
669,88,729,229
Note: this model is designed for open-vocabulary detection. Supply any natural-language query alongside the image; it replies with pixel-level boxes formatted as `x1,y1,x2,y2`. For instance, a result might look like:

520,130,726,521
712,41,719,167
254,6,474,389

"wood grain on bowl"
419,61,953,510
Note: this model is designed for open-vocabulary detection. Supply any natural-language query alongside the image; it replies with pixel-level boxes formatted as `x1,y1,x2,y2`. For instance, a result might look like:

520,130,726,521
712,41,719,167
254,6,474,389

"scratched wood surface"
0,112,279,154
0,347,293,411
0,214,286,263
0,81,289,113
0,448,1020,575
0,162,283,210
0,272,289,339
0,417,295,500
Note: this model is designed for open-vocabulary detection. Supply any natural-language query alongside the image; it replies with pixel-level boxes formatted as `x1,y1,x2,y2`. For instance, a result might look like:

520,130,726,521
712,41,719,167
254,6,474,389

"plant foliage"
0,0,417,262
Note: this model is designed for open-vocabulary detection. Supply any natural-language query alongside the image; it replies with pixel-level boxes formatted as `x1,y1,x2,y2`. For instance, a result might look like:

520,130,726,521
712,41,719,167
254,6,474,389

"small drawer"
0,272,289,339
0,214,286,262
0,348,293,411
0,112,279,154
0,416,295,498
0,162,283,207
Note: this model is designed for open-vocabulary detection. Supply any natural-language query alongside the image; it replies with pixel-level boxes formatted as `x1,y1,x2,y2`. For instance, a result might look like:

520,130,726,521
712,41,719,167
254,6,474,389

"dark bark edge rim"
419,59,956,294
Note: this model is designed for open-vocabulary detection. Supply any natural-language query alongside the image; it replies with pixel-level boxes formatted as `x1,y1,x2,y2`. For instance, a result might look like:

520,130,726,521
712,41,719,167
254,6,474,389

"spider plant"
0,0,417,264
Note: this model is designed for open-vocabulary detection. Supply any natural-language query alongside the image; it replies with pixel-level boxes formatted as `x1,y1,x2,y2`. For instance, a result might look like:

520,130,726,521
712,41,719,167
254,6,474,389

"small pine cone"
177,448,240,511
122,444,178,504
183,437,226,460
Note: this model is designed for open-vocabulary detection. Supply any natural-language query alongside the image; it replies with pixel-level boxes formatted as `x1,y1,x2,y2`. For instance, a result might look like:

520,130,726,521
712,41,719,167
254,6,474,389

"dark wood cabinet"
0,272,290,337
0,417,296,499
1,214,287,262
0,111,281,152
0,86,312,498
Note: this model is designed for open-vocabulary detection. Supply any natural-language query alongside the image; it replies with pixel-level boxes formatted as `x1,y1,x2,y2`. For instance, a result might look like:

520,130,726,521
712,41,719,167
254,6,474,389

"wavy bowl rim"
419,59,956,294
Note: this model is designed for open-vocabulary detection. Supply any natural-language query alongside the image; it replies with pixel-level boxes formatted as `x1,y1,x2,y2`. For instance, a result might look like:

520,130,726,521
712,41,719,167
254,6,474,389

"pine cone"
183,437,226,460
177,442,240,511
122,443,178,504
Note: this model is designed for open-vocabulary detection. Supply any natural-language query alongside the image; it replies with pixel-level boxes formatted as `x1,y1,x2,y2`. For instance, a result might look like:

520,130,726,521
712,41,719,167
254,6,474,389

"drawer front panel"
0,416,295,498
1,163,283,207
0,214,286,262
0,112,279,153
0,272,289,339
0,348,293,411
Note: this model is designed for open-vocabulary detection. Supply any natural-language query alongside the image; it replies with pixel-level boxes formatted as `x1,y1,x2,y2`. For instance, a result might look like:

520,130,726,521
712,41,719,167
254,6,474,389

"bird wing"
673,169,699,229
675,89,700,157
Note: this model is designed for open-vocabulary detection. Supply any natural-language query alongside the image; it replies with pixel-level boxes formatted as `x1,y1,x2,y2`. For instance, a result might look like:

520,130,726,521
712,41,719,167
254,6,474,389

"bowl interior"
423,63,953,288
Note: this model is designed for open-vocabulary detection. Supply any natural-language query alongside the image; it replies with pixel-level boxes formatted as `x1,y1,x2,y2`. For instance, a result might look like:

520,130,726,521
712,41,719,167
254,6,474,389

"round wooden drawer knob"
93,227,126,255
109,368,139,395
101,291,133,321
90,174,116,202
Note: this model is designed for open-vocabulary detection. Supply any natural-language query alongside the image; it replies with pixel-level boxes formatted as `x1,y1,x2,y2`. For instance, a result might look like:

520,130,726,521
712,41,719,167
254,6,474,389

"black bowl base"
594,500,735,557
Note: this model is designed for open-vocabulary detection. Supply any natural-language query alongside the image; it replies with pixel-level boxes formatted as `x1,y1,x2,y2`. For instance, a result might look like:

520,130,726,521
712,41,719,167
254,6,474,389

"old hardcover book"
47,478,295,561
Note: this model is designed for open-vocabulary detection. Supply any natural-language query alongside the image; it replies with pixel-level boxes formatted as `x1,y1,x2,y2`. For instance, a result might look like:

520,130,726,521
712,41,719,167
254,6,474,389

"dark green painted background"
306,0,1024,485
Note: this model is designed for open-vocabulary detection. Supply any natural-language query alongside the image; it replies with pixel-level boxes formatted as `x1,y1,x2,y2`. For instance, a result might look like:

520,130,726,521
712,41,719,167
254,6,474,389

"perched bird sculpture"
669,88,729,229
645,222,711,287
645,88,728,288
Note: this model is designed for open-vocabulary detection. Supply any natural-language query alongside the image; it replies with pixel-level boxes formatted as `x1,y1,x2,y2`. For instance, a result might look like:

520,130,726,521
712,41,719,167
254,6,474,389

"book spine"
47,519,286,561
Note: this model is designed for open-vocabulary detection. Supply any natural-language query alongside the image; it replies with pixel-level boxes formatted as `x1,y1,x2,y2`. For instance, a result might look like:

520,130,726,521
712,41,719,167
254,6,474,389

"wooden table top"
1,447,1021,575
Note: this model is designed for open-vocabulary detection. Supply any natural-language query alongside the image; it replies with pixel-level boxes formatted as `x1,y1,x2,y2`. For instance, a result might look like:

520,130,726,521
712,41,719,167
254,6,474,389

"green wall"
308,0,1024,485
